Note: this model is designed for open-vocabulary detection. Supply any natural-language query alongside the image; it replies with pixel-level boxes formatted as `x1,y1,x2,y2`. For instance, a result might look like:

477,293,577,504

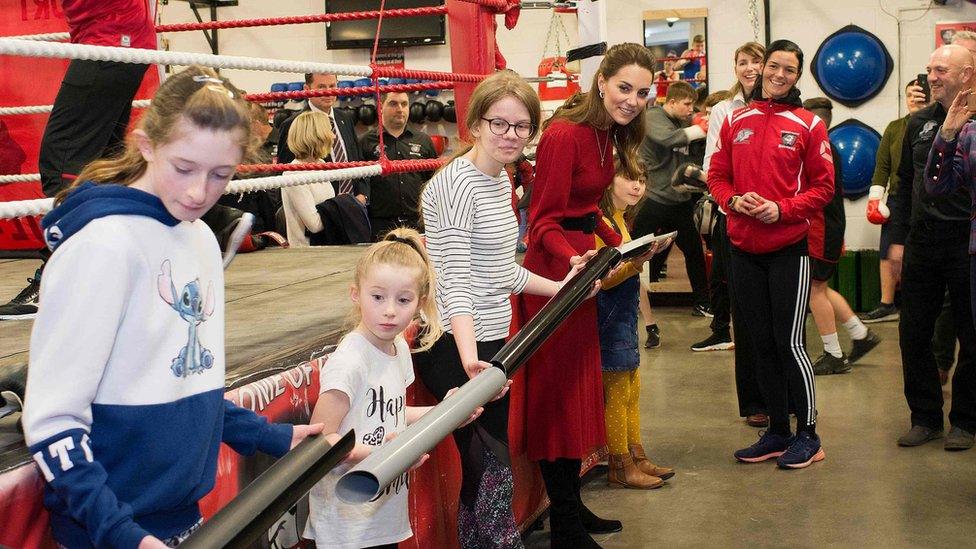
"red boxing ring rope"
233,159,446,178
243,82,455,103
454,0,511,9
381,158,445,174
657,54,707,62
154,6,448,34
371,66,486,83
235,161,375,174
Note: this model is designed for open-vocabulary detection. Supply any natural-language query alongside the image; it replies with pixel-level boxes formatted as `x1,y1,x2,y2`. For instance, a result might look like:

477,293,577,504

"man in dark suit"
276,72,367,204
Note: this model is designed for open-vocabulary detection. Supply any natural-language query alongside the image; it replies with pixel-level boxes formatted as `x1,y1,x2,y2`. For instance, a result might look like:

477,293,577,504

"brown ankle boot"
608,454,663,489
629,444,674,480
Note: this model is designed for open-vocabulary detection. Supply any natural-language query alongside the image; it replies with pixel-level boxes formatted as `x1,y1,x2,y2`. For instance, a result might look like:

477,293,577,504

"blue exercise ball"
811,25,893,108
828,119,881,197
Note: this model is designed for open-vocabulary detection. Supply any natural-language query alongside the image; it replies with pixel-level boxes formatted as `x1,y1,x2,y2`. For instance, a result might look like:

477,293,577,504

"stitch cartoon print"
157,260,216,377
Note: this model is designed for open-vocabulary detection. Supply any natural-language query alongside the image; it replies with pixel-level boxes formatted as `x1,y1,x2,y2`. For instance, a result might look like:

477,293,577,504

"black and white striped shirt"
422,157,530,341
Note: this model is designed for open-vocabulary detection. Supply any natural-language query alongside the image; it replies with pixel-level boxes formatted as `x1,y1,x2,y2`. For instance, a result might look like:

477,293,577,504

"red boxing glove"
866,185,890,224
693,113,709,133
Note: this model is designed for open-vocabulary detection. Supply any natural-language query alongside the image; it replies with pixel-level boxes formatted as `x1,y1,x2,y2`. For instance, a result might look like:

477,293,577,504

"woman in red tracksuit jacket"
707,40,834,470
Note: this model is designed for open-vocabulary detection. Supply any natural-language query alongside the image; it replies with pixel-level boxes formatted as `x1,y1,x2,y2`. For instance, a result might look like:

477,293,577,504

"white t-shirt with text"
304,332,414,548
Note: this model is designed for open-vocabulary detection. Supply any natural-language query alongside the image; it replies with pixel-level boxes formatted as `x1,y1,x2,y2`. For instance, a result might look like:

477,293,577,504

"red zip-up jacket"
707,97,835,254
62,0,156,49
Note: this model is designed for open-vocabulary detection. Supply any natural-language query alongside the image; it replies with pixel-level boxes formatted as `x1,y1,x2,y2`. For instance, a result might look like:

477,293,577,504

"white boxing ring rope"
0,38,373,77
0,99,153,116
0,165,383,220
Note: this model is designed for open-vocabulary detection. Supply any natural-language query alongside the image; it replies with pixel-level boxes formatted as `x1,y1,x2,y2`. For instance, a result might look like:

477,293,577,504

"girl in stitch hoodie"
23,66,323,549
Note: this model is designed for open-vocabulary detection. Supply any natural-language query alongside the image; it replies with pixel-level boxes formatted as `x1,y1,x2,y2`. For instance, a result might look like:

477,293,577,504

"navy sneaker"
734,430,794,463
776,431,825,469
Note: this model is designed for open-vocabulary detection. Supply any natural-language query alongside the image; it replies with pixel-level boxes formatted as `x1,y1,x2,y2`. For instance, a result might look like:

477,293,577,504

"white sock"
821,333,842,358
843,316,868,340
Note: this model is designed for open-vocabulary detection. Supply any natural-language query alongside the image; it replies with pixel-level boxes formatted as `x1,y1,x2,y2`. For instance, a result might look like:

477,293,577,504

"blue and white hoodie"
22,183,293,549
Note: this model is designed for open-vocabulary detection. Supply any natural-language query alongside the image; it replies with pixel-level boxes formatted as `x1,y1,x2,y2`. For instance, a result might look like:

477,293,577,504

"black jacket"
358,128,437,220
890,102,971,244
309,193,372,245
820,147,846,261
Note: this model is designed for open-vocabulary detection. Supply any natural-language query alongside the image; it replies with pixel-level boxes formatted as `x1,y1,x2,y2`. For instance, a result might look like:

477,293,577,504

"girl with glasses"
419,71,585,548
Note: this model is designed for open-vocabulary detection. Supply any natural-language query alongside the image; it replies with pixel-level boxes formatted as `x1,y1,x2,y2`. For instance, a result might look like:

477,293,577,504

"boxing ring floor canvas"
1,247,361,378
0,247,548,548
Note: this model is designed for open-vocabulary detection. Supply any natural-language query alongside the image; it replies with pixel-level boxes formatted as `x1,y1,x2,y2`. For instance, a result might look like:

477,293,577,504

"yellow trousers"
602,369,642,455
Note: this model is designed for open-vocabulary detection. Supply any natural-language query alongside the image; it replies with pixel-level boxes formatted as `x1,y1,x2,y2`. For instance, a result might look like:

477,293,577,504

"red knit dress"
521,119,622,461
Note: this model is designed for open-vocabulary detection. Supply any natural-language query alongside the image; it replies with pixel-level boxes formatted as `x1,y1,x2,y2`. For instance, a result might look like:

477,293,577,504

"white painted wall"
157,0,976,249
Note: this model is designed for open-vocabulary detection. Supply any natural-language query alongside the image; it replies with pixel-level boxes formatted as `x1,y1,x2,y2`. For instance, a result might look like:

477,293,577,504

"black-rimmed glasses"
481,117,536,139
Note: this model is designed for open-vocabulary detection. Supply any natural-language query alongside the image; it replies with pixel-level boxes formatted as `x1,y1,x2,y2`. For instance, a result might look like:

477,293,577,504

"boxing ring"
0,1,607,546
0,247,557,548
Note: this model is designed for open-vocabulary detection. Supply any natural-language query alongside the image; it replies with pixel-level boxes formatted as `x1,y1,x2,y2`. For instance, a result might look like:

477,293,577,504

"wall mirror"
643,8,708,104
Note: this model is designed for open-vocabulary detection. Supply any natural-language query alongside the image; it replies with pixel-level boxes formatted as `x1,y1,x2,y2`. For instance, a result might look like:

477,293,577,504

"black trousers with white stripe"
730,241,817,435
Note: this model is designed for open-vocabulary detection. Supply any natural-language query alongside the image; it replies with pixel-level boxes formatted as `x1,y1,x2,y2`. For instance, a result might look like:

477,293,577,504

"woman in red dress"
521,42,655,547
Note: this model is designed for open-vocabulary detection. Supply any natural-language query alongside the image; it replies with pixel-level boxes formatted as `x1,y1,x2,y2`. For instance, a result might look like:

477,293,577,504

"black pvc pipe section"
491,246,621,377
764,0,771,46
181,430,356,549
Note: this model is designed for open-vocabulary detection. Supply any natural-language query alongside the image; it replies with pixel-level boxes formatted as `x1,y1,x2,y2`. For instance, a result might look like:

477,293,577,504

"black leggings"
730,244,816,435
39,59,149,197
717,215,765,417
414,333,522,549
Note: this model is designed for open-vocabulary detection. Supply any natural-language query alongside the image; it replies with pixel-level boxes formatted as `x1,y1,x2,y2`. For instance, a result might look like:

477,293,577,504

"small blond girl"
597,162,675,490
304,228,479,548
281,111,336,246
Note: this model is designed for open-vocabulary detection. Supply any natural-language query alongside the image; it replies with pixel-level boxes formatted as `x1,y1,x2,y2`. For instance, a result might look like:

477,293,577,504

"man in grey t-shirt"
632,81,710,315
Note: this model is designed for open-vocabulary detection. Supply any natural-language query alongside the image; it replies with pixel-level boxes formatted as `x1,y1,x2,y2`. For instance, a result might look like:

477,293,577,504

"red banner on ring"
0,0,159,251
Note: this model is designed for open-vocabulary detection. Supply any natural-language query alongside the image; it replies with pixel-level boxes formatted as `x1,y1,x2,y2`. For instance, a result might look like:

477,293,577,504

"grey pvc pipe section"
181,430,355,549
336,246,624,504
336,367,508,503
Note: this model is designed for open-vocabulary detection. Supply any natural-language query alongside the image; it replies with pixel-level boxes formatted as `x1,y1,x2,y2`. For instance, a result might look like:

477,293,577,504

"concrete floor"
524,307,976,549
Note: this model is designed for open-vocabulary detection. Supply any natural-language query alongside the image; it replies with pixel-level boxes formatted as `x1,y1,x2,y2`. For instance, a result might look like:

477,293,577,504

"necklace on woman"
594,127,610,166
